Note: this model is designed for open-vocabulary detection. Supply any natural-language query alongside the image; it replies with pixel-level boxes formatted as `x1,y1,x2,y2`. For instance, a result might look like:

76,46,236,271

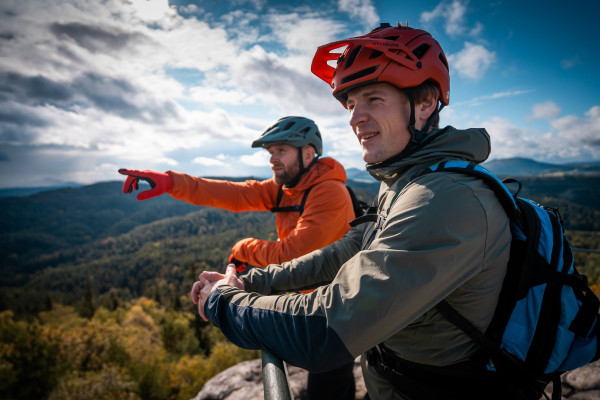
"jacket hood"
283,157,347,193
367,126,491,185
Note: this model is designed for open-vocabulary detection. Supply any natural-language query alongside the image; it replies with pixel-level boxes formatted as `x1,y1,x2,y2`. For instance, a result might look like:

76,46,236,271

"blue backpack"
420,161,600,400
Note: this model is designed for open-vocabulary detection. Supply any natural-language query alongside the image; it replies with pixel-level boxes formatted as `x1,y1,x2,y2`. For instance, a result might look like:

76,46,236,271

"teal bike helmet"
252,116,323,156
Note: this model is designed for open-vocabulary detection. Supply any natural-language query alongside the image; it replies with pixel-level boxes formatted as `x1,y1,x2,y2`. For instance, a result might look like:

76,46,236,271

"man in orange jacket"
119,116,355,268
119,116,357,399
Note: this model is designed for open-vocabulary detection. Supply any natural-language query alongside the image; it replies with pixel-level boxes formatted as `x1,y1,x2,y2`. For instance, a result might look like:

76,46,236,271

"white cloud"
484,116,533,160
484,106,600,162
265,14,348,58
420,0,468,37
228,44,339,115
448,42,496,80
178,4,202,16
127,0,175,23
527,101,562,121
551,106,600,148
453,90,531,107
156,157,178,166
470,21,484,37
240,150,270,167
337,0,379,28
188,86,256,106
193,156,225,166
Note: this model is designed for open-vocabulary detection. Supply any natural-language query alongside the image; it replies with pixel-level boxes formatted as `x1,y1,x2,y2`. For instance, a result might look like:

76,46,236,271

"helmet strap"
284,147,318,188
405,88,445,146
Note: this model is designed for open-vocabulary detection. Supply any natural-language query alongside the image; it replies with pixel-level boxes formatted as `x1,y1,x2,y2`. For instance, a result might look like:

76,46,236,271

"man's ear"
302,145,316,166
415,95,438,129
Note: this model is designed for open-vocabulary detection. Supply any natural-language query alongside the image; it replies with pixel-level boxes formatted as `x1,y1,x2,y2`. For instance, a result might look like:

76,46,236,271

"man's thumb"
225,264,238,277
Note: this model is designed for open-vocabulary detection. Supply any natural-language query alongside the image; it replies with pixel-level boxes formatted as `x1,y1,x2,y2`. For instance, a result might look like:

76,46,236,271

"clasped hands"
191,264,245,321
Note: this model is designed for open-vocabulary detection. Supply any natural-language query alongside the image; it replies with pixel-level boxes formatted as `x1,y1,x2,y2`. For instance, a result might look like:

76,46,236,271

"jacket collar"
366,126,491,185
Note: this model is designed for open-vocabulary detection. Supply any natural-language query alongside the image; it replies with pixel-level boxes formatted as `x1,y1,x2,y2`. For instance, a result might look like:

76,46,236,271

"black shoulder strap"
270,186,313,216
437,300,499,357
346,185,369,218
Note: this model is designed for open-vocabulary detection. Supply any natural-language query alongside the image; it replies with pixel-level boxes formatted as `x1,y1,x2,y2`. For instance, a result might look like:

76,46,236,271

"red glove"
229,254,248,273
118,169,173,201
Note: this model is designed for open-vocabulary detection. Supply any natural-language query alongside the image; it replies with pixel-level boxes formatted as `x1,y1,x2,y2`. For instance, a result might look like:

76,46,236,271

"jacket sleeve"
241,224,366,294
204,284,355,372
231,180,354,266
167,171,277,212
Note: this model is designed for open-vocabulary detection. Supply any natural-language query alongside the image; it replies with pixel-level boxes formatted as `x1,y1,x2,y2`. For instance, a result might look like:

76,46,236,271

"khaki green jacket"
204,126,511,398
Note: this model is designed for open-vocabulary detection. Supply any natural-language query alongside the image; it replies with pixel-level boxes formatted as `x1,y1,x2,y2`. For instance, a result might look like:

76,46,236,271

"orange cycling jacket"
167,157,355,267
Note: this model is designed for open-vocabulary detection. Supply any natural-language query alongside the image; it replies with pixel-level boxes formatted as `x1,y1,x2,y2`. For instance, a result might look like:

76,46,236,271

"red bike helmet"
311,23,450,107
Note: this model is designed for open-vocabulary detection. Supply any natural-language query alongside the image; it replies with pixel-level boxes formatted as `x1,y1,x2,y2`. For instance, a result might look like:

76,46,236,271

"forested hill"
0,179,375,315
1,175,600,316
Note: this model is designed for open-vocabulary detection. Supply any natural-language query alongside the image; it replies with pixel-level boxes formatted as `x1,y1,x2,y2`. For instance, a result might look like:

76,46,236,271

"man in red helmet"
192,24,513,399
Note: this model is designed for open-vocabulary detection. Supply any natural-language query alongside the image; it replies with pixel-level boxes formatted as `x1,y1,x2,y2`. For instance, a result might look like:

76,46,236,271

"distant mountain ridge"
0,183,83,198
483,157,600,177
1,158,599,198
346,157,600,182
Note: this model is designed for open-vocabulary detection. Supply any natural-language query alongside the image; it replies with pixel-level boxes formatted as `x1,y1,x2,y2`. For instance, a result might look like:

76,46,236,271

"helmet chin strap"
284,147,318,188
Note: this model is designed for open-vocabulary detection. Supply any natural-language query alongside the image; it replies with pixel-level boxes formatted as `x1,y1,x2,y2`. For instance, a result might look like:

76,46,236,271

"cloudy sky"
1,0,599,188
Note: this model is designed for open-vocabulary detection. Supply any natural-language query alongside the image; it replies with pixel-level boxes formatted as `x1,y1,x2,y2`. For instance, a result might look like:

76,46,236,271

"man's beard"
272,161,301,186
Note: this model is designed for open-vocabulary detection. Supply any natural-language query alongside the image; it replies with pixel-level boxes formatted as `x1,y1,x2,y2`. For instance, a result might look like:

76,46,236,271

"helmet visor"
311,37,422,86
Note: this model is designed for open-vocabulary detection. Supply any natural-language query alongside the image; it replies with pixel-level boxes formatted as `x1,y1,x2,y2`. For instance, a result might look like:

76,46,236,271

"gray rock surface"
192,358,600,400
192,358,365,400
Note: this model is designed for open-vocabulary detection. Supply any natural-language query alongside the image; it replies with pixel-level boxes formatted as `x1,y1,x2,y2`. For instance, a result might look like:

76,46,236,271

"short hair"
412,80,441,130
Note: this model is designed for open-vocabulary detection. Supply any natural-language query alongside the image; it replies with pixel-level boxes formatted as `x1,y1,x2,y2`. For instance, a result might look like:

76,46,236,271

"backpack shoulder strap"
270,186,313,216
416,161,522,225
346,185,369,218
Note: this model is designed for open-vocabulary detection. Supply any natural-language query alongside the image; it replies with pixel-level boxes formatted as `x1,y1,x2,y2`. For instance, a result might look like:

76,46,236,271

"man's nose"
349,104,368,129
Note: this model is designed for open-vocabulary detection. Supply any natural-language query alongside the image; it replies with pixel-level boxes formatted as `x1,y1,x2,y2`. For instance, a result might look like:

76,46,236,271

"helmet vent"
439,53,449,71
369,49,383,59
412,43,430,59
341,66,379,85
344,46,362,69
282,121,295,131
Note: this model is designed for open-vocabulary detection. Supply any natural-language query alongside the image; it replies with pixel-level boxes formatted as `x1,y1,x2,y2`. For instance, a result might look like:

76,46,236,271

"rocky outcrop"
192,358,366,400
551,360,600,400
192,359,600,400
